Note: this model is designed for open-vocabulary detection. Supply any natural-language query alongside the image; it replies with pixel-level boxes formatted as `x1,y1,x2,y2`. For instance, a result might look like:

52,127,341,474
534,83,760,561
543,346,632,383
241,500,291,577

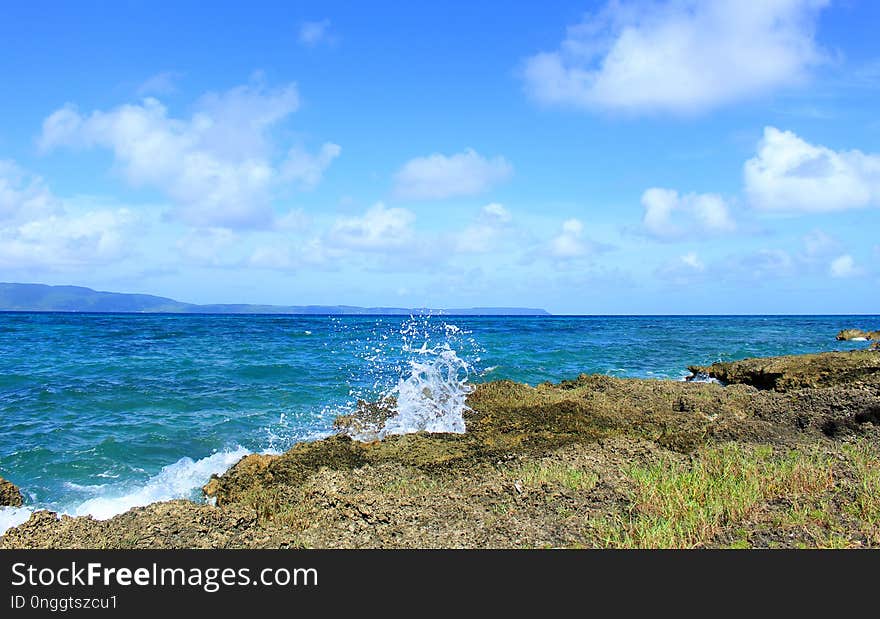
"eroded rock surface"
0,476,23,507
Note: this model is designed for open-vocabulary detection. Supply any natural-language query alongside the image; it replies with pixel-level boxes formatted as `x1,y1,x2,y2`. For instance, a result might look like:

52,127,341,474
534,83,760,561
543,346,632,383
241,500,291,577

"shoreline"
2,348,879,549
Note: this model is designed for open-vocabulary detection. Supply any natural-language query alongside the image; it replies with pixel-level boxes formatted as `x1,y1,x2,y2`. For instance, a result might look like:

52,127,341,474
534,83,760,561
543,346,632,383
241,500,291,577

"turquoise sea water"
1,313,877,530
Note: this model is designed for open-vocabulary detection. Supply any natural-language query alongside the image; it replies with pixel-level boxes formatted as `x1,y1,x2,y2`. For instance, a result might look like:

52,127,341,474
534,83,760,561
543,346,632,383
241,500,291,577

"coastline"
2,348,879,549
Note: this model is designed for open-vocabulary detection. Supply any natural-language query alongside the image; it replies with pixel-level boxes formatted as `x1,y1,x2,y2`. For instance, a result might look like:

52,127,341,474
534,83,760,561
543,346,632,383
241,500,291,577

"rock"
873,341,880,350
836,329,880,341
688,350,880,391
0,475,23,507
333,397,397,440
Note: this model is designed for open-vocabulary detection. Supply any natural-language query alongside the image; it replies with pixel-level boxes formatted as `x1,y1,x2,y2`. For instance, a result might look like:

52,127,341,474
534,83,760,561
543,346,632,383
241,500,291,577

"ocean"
1,312,877,532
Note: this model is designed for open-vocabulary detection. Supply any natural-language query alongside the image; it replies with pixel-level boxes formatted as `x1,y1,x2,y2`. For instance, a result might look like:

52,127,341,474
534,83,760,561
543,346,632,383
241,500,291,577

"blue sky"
1,0,879,314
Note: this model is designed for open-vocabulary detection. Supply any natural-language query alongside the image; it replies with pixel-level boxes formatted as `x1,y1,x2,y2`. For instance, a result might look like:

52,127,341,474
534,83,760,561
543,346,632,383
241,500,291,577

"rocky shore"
3,348,880,549
0,476,22,507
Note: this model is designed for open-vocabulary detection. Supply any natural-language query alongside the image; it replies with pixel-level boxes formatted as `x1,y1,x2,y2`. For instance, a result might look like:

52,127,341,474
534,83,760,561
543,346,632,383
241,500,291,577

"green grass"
508,461,599,492
842,442,880,538
592,443,835,548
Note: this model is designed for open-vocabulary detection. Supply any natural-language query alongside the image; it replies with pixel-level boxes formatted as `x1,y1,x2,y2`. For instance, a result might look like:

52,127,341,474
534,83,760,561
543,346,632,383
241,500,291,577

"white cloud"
455,203,513,253
641,188,735,239
549,218,591,259
523,0,828,113
280,142,341,189
393,148,512,200
3,210,137,268
482,202,512,225
137,71,182,96
744,127,880,212
829,254,860,278
298,20,336,47
38,79,338,229
0,160,61,222
0,161,137,271
655,251,707,283
680,252,705,271
326,202,416,252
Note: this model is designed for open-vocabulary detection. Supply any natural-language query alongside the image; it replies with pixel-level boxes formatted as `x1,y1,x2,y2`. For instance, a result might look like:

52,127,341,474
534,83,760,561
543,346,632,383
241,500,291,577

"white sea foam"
0,506,33,535
379,342,473,437
71,446,251,520
63,481,107,493
0,445,290,534
685,372,721,384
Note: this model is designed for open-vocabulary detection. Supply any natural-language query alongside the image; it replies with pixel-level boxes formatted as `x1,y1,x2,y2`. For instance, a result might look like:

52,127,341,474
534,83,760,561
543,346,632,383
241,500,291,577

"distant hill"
0,283,550,316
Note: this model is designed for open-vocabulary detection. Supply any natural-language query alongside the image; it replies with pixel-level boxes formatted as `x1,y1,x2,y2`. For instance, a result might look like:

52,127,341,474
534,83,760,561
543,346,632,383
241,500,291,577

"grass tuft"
592,443,835,548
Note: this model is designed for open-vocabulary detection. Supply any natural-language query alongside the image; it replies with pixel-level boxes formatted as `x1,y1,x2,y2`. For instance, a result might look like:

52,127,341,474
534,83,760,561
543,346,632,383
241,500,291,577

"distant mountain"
0,283,551,316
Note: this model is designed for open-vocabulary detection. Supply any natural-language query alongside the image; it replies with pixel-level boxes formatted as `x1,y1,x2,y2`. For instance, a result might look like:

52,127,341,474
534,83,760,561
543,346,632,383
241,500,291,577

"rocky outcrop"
688,350,880,391
332,398,397,440
4,350,880,549
837,329,880,341
0,476,23,507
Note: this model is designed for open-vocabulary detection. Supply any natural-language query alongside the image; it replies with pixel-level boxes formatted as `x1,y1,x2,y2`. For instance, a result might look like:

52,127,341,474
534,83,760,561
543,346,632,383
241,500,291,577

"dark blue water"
0,313,876,530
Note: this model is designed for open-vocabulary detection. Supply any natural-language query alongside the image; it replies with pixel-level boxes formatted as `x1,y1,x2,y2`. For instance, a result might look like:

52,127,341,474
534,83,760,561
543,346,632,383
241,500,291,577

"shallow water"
0,312,875,530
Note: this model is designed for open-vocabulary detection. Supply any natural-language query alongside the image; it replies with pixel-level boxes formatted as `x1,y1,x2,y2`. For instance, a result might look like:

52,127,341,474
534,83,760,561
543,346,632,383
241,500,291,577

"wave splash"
71,446,251,520
339,315,480,440
380,342,472,437
0,506,33,534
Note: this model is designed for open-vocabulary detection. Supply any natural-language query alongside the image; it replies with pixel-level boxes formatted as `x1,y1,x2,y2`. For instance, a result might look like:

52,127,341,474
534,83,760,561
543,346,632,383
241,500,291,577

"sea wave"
337,316,478,440
0,506,33,534
70,446,252,520
380,342,472,437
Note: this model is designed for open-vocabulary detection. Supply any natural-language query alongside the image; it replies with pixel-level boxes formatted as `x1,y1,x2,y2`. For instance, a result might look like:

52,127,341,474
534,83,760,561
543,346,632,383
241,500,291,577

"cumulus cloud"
0,160,62,222
548,218,593,259
523,0,828,113
38,79,338,229
280,142,341,189
744,127,880,212
393,149,512,200
326,202,416,252
829,254,860,278
641,188,735,239
298,20,336,47
455,203,513,253
655,251,707,283
0,161,138,270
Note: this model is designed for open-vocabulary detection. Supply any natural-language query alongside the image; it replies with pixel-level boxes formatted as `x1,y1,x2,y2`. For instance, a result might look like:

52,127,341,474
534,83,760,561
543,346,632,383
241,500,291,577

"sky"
0,0,879,314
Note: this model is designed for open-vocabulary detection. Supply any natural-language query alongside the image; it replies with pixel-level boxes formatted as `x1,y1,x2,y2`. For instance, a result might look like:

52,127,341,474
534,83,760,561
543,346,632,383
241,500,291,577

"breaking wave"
70,446,252,520
380,342,472,437
0,506,33,534
336,315,481,440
